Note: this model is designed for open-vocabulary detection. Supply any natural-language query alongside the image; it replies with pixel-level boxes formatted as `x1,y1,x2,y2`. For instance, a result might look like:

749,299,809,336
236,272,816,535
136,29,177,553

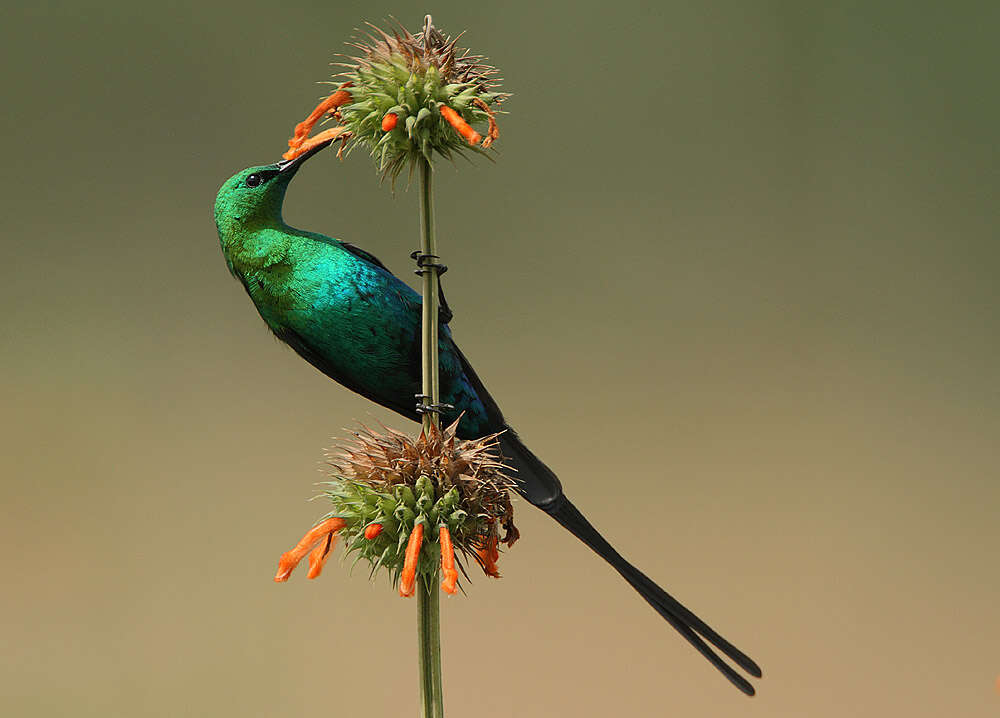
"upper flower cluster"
339,16,505,182
282,16,506,185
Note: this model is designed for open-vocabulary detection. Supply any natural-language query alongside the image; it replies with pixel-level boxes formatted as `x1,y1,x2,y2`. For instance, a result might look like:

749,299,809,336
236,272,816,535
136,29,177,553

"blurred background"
2,1,998,716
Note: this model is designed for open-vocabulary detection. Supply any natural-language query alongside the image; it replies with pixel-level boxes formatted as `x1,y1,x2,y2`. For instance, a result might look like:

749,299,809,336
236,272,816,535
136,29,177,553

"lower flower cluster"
274,420,519,596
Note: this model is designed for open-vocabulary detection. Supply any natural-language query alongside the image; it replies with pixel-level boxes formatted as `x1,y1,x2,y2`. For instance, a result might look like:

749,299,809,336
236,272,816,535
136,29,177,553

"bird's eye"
245,173,263,188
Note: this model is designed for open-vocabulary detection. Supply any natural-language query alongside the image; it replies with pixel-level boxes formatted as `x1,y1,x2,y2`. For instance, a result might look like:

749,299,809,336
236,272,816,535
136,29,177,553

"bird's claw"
410,250,448,277
411,251,453,323
414,394,455,415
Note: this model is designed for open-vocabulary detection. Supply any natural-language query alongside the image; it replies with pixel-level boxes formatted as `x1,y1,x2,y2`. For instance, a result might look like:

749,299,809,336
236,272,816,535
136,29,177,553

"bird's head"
214,138,333,237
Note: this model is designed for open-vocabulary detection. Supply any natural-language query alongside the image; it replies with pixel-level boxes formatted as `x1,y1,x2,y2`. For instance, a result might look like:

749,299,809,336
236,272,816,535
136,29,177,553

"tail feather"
499,430,761,696
545,495,760,695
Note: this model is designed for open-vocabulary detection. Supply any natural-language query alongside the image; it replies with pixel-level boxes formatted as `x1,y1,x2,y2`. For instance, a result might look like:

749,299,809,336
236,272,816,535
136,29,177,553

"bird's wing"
339,241,453,324
448,341,506,435
273,323,423,423
338,241,390,270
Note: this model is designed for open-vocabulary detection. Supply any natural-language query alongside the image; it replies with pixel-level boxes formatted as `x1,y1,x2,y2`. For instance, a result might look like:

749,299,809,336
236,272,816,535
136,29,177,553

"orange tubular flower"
286,82,354,152
274,517,346,582
439,106,481,146
281,126,351,162
476,534,501,578
399,522,425,597
439,526,458,594
306,532,336,579
381,112,398,132
364,523,383,540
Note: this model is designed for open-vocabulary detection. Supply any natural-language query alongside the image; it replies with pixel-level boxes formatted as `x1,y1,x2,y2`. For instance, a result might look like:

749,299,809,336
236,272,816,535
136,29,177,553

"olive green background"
2,1,998,716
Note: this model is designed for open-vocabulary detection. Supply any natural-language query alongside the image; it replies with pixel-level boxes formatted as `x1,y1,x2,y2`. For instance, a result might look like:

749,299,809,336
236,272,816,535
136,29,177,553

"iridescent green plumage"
214,156,498,438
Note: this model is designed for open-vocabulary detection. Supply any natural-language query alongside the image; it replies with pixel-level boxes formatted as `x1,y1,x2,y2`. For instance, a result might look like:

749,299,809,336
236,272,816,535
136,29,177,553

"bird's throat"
219,224,297,295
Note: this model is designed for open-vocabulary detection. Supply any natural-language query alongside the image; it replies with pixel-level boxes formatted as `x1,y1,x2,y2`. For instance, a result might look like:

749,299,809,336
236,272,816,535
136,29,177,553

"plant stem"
417,574,444,718
419,158,440,434
417,157,444,718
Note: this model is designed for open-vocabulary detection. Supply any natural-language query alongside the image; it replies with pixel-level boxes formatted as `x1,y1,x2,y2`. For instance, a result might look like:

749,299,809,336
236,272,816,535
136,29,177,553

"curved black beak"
276,137,335,173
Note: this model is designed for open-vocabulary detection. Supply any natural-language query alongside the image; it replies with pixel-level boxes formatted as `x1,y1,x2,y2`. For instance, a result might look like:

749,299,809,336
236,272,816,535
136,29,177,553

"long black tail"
499,431,762,696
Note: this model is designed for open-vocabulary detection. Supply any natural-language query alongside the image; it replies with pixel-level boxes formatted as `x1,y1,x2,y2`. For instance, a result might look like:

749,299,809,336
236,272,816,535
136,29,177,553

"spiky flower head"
333,15,506,184
275,420,519,595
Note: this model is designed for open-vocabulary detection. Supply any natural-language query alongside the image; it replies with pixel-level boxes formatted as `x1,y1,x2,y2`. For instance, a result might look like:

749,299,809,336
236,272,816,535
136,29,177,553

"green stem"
419,158,440,433
417,157,444,718
417,574,443,718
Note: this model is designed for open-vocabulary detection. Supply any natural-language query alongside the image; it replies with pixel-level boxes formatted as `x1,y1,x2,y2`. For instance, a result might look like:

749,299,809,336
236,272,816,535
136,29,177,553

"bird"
214,139,762,695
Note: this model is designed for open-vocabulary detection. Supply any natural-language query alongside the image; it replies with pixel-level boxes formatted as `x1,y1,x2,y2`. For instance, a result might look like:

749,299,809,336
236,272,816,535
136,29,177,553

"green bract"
321,477,471,585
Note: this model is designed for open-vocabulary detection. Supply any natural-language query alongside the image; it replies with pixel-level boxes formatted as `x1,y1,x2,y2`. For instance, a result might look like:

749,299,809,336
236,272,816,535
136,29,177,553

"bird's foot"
410,251,453,322
410,250,448,277
414,394,455,416
273,517,346,582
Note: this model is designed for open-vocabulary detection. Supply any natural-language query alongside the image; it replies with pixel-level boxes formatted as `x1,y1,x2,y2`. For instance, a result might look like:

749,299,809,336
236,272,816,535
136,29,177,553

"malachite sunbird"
214,139,762,695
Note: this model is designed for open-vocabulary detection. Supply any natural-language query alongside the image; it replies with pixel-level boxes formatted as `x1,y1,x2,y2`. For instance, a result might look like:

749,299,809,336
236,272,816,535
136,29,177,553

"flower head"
274,419,519,595
283,15,506,185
